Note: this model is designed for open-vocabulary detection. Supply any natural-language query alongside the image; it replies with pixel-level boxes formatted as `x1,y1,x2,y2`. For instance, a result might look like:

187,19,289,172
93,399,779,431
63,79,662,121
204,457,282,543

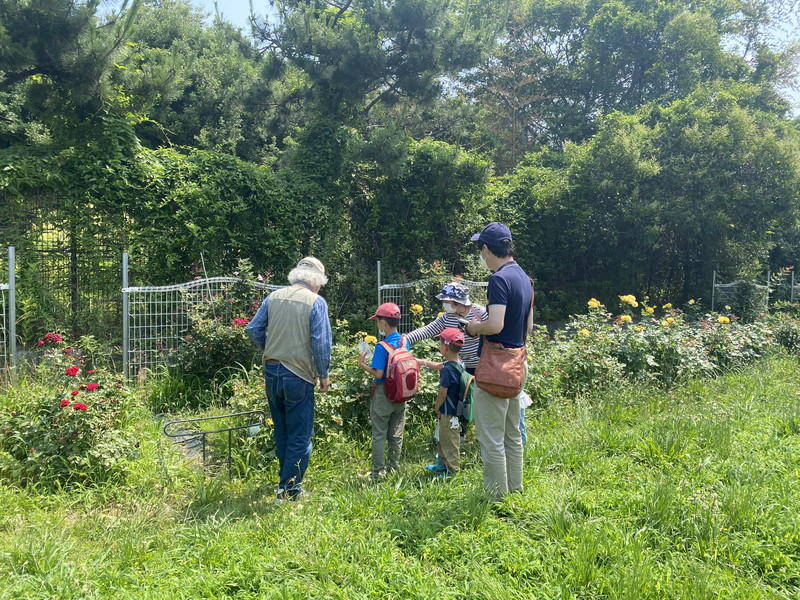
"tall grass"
1,356,799,598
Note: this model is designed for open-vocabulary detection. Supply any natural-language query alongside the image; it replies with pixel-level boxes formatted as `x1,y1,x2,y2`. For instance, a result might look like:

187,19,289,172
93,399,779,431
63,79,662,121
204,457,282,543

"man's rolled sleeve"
309,296,332,379
246,297,269,349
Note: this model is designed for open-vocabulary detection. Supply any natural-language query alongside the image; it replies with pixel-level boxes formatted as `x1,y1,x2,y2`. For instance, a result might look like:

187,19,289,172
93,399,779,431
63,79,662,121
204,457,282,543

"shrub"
171,312,259,382
768,313,800,355
0,343,138,486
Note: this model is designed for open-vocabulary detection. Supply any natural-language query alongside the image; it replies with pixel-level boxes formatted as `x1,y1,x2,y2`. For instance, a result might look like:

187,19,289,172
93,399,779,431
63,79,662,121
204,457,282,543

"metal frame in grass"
377,261,488,333
163,410,266,478
122,253,284,379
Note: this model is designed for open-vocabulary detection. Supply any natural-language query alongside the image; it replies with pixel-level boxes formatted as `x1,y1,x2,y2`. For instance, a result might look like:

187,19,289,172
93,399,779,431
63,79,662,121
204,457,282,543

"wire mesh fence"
711,271,770,316
4,196,125,342
123,274,284,379
378,273,488,333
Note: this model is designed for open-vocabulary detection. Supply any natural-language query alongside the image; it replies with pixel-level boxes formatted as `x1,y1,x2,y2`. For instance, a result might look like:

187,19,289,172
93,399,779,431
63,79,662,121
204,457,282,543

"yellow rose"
717,316,730,324
587,298,602,309
662,303,672,309
437,312,445,318
724,305,731,311
645,306,654,314
634,325,645,332
619,315,632,323
410,304,423,314
364,335,378,344
666,317,675,324
661,319,671,327
578,328,590,337
688,299,696,305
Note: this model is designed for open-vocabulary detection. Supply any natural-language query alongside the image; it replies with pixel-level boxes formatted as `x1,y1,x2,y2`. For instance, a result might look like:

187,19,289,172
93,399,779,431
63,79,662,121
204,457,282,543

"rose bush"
0,339,139,486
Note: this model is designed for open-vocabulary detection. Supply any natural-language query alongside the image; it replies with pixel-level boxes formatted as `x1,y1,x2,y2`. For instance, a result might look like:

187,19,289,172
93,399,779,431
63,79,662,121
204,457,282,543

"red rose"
86,383,99,392
59,399,70,407
36,340,45,347
73,403,88,411
71,389,80,396
65,366,80,377
87,369,97,375
63,348,73,355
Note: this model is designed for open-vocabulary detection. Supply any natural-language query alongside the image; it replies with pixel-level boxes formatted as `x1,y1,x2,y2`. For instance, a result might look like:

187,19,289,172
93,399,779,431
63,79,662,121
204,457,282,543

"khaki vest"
262,284,319,384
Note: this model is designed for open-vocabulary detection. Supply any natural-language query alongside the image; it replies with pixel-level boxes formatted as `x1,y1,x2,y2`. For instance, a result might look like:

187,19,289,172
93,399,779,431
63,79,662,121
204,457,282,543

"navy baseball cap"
470,222,512,246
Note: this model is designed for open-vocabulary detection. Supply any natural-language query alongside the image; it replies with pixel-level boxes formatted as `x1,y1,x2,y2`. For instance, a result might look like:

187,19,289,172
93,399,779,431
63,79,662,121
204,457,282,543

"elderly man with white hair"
247,257,332,502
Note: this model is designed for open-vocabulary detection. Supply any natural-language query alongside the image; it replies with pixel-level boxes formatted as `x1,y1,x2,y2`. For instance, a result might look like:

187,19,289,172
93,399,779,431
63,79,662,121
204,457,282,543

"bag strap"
378,335,404,355
463,375,475,401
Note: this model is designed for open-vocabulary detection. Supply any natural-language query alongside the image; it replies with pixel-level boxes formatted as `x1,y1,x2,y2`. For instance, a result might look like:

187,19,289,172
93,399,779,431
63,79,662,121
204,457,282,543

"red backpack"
378,336,419,402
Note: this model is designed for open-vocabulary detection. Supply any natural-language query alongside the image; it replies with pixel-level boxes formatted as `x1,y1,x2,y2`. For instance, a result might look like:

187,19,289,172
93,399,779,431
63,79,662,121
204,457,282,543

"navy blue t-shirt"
486,261,532,348
438,361,463,416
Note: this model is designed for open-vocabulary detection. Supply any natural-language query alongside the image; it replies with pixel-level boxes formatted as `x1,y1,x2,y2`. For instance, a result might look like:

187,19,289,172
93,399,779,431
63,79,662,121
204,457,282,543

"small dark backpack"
448,361,475,423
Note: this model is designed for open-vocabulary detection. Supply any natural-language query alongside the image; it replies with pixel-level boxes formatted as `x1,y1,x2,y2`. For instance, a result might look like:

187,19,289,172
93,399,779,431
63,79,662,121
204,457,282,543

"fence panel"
379,276,488,333
712,271,769,313
123,276,284,378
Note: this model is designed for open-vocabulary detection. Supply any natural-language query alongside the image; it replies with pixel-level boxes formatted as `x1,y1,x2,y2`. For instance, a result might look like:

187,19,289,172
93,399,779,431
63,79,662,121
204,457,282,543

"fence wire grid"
379,277,488,333
712,271,770,313
124,277,284,378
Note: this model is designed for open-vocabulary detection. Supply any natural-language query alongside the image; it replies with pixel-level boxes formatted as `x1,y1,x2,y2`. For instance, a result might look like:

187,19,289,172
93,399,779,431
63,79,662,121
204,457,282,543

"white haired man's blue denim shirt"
246,294,332,379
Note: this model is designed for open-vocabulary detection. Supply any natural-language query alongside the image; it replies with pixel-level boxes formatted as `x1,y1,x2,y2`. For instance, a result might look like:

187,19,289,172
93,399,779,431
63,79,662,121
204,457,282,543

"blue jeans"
264,363,315,494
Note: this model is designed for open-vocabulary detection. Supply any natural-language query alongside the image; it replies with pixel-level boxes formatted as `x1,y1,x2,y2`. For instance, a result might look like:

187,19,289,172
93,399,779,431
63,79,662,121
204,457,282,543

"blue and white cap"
435,282,472,306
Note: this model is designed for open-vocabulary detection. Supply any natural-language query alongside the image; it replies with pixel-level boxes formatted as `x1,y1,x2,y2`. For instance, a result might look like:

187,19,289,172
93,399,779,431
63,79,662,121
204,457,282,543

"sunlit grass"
1,355,799,598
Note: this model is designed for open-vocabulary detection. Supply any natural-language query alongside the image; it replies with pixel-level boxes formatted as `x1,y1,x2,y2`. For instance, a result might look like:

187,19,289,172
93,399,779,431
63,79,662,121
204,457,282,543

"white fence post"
122,252,129,379
8,247,16,378
711,270,716,311
377,260,382,307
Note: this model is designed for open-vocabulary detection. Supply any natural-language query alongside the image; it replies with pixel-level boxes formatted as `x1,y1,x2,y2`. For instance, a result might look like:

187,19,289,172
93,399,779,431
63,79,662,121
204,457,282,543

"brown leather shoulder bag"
475,342,526,398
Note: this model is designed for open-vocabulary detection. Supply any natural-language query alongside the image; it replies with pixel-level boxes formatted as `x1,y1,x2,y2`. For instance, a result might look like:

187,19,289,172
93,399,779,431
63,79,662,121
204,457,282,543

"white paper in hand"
519,390,533,409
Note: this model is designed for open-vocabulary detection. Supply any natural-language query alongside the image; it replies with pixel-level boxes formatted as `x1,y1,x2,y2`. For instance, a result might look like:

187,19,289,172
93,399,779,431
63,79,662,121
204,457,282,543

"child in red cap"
359,302,409,479
426,327,470,475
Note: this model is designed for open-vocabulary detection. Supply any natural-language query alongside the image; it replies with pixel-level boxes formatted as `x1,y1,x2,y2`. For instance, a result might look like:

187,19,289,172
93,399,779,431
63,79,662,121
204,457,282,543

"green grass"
2,356,800,598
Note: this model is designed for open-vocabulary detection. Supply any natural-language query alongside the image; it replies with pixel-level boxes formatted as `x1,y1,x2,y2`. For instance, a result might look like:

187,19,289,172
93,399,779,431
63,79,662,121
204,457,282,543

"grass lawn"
1,356,799,599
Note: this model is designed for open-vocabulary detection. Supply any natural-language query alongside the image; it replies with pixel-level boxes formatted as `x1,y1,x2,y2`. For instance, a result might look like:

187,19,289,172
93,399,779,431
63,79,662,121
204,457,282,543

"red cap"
436,328,465,347
370,302,401,320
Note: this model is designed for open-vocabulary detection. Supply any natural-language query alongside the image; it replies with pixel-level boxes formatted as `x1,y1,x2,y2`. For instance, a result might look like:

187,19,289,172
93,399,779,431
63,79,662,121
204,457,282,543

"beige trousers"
370,383,407,477
474,382,524,501
437,413,461,473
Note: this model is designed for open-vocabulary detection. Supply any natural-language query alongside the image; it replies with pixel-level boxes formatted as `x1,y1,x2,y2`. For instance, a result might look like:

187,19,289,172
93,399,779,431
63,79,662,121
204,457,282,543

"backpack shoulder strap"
463,374,475,400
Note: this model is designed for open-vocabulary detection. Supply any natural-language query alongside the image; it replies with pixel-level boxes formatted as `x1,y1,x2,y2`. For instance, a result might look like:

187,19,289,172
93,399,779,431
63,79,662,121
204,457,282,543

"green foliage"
0,338,138,486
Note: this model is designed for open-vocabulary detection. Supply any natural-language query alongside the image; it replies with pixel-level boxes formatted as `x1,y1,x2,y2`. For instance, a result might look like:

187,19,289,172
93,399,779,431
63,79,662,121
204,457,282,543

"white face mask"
479,251,489,270
443,303,457,314
378,330,386,337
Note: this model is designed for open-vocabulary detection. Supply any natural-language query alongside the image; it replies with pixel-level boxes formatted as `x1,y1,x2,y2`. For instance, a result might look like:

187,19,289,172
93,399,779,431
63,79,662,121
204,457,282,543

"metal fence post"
122,252,129,379
765,269,770,311
377,260,382,306
711,270,716,312
8,247,16,378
